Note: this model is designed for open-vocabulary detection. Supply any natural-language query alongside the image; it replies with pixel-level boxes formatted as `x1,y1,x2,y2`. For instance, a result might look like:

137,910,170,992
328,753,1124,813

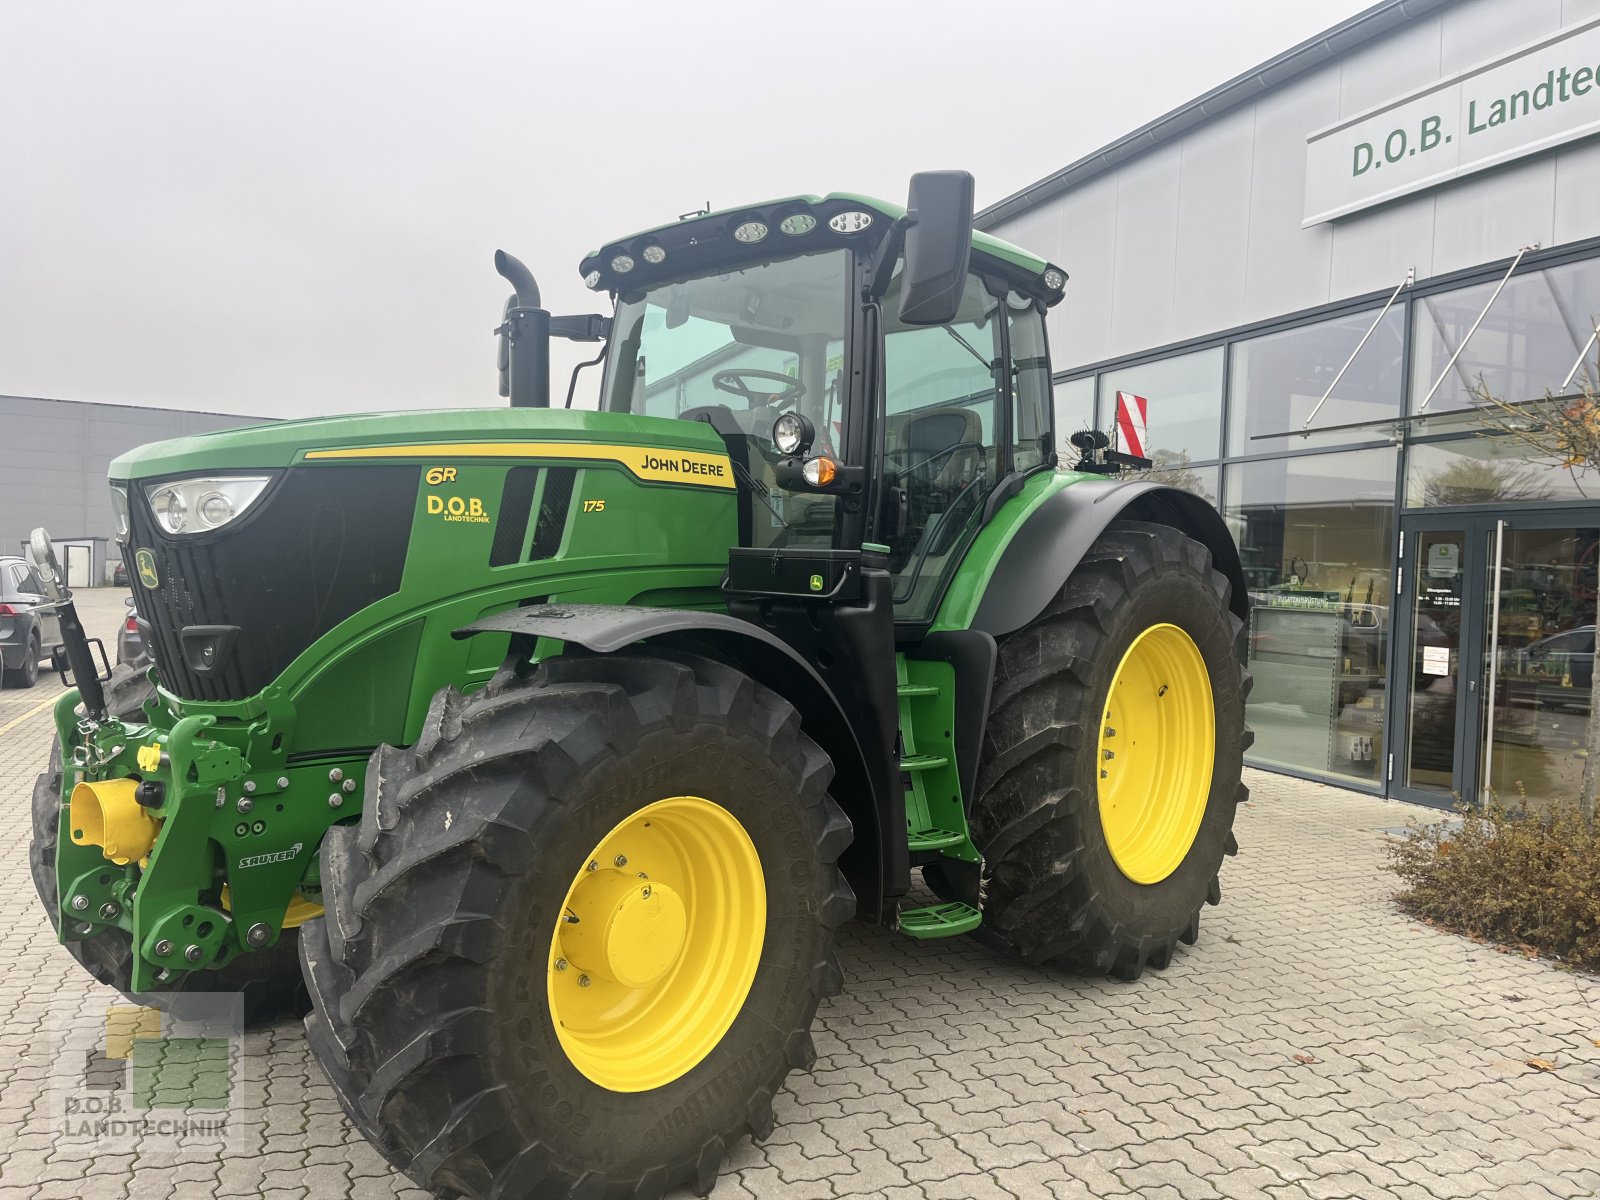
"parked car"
116,595,147,666
1518,624,1595,714
0,556,61,689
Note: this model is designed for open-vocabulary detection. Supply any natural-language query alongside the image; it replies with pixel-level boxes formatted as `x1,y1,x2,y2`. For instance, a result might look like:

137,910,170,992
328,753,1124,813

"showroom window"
1054,375,1095,455
1406,436,1600,506
1099,348,1224,466
1229,306,1405,455
1411,257,1600,414
1225,447,1398,784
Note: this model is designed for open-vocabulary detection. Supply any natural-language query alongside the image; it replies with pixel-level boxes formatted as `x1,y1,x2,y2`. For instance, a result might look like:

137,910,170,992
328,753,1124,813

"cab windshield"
601,250,850,548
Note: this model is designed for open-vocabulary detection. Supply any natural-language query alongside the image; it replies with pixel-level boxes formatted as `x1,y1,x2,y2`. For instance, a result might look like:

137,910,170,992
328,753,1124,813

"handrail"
1482,518,1506,802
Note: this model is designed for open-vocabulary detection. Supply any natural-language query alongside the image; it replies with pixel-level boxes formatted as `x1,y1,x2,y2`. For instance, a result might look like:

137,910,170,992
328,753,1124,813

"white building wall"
995,0,1600,372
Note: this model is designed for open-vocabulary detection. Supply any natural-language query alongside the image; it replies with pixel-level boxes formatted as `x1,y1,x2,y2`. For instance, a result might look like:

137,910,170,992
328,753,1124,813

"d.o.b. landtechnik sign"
1304,16,1600,226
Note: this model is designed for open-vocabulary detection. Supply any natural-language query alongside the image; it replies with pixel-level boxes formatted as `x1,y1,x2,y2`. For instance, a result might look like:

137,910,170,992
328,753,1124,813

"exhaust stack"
495,250,551,409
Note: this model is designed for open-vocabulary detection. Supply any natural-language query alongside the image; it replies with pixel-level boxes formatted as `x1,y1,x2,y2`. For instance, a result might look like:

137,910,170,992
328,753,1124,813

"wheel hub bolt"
243,780,257,794
69,894,89,912
277,776,290,789
614,854,628,867
578,974,592,988
1158,685,1169,697
98,902,120,921
245,923,271,948
328,793,343,808
555,958,568,971
184,945,203,964
342,778,357,793
237,797,253,814
1103,749,1115,761
154,939,173,957
586,860,598,872
329,768,344,783
1104,727,1116,737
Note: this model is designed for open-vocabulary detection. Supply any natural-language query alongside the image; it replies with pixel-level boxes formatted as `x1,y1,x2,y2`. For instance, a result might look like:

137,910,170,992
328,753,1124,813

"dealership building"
978,0,1600,809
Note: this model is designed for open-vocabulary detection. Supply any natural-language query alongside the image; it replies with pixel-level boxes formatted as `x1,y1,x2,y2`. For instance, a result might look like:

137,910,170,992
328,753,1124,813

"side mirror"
897,171,975,326
28,527,67,602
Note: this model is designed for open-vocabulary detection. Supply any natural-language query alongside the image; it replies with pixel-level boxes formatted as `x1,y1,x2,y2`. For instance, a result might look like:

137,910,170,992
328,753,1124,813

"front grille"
123,465,418,701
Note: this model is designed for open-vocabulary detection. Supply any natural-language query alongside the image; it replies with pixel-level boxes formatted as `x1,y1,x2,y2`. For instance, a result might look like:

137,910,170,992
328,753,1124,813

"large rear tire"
29,663,309,1023
299,649,853,1200
937,520,1248,980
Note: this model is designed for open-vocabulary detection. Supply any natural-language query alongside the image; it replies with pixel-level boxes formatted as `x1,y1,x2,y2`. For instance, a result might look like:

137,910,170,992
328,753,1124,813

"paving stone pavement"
1,593,1597,1198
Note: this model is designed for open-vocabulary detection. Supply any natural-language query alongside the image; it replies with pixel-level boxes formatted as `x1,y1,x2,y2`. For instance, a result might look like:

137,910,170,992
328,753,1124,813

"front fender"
939,475,1248,639
454,604,887,920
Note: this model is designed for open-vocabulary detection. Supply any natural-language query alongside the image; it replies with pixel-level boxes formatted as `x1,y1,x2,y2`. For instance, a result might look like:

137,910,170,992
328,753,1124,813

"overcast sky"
1,1,1376,419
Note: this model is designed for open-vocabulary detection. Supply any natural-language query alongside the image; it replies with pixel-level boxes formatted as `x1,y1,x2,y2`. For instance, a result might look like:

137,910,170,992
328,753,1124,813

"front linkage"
51,669,349,993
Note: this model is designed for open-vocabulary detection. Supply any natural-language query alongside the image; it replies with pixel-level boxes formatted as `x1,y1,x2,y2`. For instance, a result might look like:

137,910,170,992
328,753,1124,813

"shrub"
1388,798,1600,972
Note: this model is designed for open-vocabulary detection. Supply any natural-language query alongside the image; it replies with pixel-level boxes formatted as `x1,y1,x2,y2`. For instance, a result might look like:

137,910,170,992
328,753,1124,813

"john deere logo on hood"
134,549,160,589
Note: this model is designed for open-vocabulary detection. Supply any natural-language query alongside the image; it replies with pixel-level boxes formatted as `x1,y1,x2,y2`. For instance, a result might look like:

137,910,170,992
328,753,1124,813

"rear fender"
454,605,886,920
967,479,1247,638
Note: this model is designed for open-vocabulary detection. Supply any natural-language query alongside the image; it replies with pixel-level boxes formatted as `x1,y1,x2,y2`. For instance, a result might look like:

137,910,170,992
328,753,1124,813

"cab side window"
1007,297,1053,473
881,274,1001,621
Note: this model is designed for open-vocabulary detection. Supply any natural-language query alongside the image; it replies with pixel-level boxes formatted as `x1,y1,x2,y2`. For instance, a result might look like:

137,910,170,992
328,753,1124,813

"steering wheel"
713,369,805,410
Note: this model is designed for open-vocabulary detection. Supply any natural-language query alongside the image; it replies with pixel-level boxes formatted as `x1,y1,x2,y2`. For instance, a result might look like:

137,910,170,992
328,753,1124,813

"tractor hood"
108,407,728,481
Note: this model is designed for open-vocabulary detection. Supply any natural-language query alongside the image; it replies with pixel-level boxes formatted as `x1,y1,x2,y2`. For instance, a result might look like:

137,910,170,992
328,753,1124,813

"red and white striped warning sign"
1115,391,1148,458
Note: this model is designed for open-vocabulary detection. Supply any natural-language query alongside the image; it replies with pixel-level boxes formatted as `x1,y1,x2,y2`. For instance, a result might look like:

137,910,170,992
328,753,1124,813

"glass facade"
1054,241,1600,799
1226,449,1396,783
1099,348,1224,467
1410,256,1600,413
1228,307,1405,455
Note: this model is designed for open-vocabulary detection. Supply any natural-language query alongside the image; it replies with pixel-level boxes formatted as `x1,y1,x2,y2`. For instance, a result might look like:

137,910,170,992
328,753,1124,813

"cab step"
906,827,966,852
897,901,981,940
899,753,948,772
896,682,940,697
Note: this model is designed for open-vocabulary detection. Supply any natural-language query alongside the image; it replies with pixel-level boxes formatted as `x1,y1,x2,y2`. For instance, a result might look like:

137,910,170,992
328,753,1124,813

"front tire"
946,520,1248,980
299,649,853,1200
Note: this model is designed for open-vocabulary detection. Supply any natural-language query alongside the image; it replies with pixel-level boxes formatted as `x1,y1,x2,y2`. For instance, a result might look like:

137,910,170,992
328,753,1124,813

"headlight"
109,485,131,541
772,412,814,457
145,476,272,536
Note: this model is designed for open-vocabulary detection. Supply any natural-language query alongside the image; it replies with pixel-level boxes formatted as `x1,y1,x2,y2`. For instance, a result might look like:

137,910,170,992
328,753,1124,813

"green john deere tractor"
29,172,1248,1198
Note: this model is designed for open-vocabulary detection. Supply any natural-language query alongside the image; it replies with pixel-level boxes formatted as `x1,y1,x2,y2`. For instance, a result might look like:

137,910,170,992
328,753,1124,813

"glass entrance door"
1390,511,1600,807
1480,521,1599,812
1393,521,1478,801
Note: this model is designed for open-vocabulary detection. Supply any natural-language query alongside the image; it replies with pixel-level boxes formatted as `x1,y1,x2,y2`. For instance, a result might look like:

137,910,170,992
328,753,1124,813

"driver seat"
887,406,984,488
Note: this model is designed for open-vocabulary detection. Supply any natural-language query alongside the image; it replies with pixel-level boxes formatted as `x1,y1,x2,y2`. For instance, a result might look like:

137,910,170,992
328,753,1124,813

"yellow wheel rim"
548,796,765,1092
1097,623,1215,885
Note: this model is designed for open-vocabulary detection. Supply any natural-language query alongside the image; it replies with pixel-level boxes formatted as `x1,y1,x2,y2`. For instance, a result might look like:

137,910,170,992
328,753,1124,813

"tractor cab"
513,174,1069,629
